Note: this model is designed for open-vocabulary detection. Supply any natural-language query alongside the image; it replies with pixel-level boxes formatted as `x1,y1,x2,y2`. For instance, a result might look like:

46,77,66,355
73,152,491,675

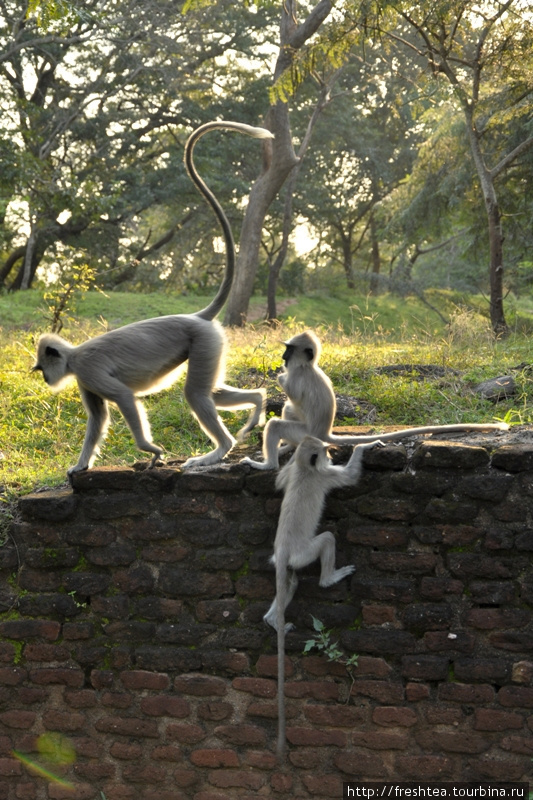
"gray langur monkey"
263,434,382,760
242,329,509,471
32,121,273,476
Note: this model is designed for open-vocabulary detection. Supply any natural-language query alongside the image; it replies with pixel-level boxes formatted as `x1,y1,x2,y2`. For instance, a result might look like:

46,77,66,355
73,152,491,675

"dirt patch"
246,298,297,322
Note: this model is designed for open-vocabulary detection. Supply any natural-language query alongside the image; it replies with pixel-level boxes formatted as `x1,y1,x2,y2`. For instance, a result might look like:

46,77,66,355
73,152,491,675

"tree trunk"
369,211,381,295
464,116,507,335
224,0,333,326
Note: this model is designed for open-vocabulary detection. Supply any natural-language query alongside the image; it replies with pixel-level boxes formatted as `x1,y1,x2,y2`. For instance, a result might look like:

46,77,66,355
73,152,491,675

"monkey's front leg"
241,418,307,470
68,388,110,475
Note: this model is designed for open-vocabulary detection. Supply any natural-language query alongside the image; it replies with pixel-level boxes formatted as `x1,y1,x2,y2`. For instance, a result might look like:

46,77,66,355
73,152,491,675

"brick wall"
1,434,532,798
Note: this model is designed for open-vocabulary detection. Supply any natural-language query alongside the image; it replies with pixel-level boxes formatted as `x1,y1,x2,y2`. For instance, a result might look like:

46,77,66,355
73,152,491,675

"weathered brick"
140,696,190,718
74,762,115,780
438,682,496,704
195,599,241,624
351,680,404,704
207,769,265,790
413,441,489,469
353,731,408,750
498,685,533,707
343,629,416,655
150,745,183,762
270,771,293,793
511,660,533,684
346,526,409,547
369,552,438,573
121,764,167,783
19,489,76,521
286,726,346,747
0,620,61,641
469,580,516,604
372,707,417,727
0,668,26,686
501,735,533,755
120,670,170,691
395,755,454,779
284,680,341,702
255,654,294,678
492,444,533,472
0,711,36,729
405,683,430,701
198,701,233,721
232,677,276,698
362,605,397,625
454,658,510,683
466,757,525,781
473,708,524,731
490,632,533,651
102,692,133,709
424,631,475,653
174,674,227,696
415,730,489,754
43,710,85,731
301,773,343,797
403,603,453,633
401,655,450,681
214,724,266,746
333,751,385,777
95,716,159,738
166,723,206,744
190,749,240,768
466,608,530,629
0,757,22,777
29,668,84,687
304,705,366,727
109,742,143,760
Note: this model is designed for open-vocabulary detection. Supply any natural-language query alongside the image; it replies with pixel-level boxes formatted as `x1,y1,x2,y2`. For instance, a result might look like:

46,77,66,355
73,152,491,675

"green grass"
1,288,533,498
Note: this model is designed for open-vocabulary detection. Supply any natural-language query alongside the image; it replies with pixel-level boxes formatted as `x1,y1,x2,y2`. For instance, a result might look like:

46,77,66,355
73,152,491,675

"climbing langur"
32,121,273,475
263,434,382,760
242,330,508,471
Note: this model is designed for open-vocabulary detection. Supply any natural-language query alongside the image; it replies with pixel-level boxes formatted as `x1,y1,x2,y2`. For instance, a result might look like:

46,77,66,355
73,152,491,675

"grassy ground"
1,288,533,499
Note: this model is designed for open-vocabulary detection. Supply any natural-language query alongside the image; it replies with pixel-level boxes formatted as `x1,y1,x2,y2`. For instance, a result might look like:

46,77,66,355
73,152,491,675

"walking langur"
32,121,273,475
263,434,382,760
241,330,509,471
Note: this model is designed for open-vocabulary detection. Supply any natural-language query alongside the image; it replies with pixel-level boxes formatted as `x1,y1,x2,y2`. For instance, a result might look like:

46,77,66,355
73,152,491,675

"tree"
386,0,533,334
224,0,337,326
0,0,273,290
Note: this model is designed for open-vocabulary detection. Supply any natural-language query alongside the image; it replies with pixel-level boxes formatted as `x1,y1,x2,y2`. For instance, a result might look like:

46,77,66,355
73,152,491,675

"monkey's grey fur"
242,329,508,471
263,434,382,760
32,121,273,475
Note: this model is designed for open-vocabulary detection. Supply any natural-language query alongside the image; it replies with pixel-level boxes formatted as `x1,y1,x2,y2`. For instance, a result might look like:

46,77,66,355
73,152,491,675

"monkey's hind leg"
263,570,299,633
308,530,356,588
212,384,266,441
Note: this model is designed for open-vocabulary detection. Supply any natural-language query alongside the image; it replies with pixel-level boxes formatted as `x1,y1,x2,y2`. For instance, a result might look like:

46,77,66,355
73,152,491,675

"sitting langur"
263,434,382,759
242,330,509,471
32,121,273,475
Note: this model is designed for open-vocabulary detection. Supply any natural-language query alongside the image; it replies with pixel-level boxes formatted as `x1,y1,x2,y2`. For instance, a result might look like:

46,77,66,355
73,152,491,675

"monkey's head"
282,330,321,368
32,333,73,390
296,435,329,471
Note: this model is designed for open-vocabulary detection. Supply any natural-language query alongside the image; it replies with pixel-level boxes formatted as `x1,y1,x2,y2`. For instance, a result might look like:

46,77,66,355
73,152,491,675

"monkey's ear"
45,346,61,358
310,453,318,467
304,347,314,361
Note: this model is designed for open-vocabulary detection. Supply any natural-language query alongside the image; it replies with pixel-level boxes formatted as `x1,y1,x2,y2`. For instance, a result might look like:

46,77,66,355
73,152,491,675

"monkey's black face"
282,344,294,365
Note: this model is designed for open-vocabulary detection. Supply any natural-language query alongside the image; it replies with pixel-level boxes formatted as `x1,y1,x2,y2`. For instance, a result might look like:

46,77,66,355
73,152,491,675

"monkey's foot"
319,564,356,587
240,456,277,471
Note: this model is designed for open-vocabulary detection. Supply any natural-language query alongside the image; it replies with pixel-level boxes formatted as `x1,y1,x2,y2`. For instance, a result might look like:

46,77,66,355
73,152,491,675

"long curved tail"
326,421,509,445
184,121,274,321
276,558,288,763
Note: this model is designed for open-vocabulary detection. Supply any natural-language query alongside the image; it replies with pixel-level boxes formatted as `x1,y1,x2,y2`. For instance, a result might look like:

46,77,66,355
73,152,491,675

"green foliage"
303,616,359,670
43,262,98,334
